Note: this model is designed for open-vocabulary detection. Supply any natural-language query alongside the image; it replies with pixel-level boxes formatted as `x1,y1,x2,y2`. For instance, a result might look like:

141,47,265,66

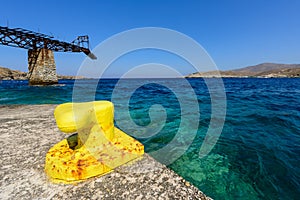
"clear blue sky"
1,0,300,76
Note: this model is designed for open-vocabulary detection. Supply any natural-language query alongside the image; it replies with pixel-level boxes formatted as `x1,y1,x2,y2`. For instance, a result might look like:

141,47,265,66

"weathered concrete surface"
28,49,58,85
0,105,211,200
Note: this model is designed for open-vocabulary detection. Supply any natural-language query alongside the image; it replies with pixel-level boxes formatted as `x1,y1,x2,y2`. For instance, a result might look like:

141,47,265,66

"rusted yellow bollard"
45,101,144,183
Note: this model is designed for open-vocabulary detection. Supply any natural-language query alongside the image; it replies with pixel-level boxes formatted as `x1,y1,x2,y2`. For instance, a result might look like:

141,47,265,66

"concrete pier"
28,49,58,85
0,105,211,200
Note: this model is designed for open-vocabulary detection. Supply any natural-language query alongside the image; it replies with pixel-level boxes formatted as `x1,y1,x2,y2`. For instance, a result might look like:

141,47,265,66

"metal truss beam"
0,26,96,59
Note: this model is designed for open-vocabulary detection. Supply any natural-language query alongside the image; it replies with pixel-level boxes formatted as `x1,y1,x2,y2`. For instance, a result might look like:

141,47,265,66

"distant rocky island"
186,63,300,78
0,66,84,80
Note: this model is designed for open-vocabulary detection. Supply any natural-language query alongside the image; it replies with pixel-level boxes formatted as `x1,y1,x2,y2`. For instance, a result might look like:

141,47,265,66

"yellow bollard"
45,101,144,183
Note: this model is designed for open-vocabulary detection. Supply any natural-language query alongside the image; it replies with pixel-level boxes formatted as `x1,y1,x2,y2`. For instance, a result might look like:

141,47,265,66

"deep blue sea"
1,78,299,199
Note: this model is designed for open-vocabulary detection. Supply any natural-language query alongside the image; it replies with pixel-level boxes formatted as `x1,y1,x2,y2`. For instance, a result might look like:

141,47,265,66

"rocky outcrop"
27,49,58,85
0,66,27,80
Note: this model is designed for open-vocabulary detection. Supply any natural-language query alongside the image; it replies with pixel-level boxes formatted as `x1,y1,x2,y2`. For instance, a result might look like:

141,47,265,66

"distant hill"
0,66,84,80
186,63,300,78
0,66,27,80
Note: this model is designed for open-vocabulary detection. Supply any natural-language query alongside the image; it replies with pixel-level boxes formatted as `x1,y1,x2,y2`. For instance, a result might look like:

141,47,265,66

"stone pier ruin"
28,49,58,85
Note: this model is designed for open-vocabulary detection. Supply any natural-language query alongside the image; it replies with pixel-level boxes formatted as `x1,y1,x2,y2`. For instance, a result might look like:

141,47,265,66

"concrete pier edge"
0,105,211,199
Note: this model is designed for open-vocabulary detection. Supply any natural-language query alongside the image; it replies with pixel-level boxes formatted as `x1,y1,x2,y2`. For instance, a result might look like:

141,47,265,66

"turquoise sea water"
1,78,299,199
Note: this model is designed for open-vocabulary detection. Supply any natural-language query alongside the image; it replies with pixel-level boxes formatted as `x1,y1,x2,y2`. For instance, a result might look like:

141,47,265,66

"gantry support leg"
28,49,58,85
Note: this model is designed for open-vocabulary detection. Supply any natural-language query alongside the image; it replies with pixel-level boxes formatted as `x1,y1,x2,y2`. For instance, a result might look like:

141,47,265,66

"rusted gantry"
0,26,96,85
0,26,96,59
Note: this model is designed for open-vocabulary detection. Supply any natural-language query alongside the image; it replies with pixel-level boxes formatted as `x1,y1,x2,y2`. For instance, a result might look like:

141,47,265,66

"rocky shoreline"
2,63,300,81
0,105,211,200
0,66,84,80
